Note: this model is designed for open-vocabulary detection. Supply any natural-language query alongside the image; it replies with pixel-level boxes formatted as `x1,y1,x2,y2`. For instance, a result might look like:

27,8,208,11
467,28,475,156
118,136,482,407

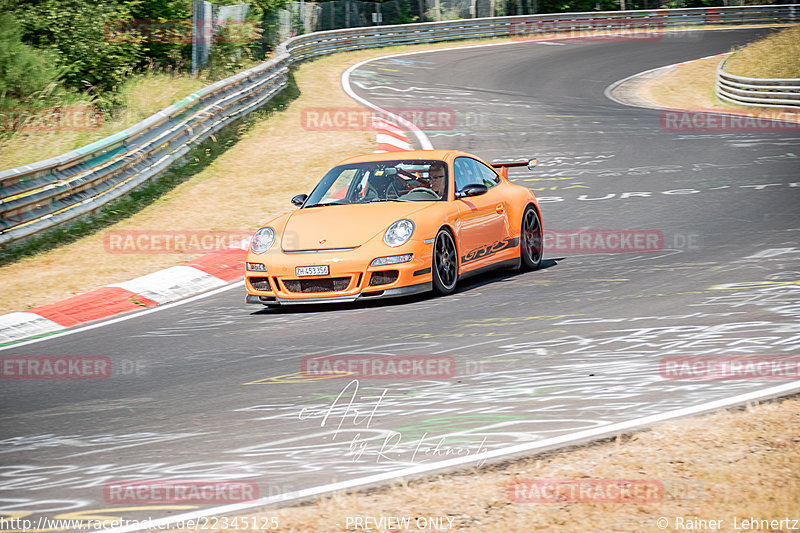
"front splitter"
245,282,432,306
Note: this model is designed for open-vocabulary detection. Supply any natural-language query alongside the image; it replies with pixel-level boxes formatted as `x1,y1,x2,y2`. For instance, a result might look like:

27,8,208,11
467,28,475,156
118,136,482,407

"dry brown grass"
0,39,511,314
0,74,207,169
0,55,373,312
170,396,800,533
638,55,800,123
0,25,790,315
726,25,800,78
638,55,727,111
3,27,796,533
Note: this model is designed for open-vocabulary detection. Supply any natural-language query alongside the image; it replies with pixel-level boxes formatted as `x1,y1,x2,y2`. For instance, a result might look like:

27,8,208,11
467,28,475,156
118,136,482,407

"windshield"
303,160,448,207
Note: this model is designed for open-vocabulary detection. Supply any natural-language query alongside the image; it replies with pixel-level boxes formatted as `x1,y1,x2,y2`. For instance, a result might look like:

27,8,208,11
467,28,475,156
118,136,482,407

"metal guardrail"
0,60,289,245
716,56,800,109
2,4,798,246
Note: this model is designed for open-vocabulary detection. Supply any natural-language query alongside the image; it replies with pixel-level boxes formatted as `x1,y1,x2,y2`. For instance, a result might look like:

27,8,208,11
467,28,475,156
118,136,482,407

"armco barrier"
716,56,800,109
0,60,288,245
1,4,797,246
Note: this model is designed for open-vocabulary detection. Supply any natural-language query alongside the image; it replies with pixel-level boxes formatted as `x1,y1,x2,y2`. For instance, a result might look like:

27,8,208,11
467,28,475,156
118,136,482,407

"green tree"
4,0,142,93
129,0,193,69
0,12,62,109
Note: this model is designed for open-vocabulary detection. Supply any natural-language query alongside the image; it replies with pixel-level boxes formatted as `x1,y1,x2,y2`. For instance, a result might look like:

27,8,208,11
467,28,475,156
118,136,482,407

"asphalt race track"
1,27,799,530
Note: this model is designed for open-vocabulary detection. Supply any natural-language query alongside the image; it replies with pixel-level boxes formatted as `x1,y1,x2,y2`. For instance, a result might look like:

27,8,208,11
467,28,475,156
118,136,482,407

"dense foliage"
0,0,283,100
3,0,143,94
0,0,763,107
0,13,63,109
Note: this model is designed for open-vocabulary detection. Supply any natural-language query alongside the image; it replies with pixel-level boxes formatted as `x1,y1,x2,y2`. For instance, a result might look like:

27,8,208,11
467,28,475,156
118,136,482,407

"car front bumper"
244,244,433,306
245,282,431,306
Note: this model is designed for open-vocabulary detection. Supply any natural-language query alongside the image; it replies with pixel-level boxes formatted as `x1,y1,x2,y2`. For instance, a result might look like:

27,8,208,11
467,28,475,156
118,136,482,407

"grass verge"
0,72,207,169
0,25,791,315
725,25,800,78
0,37,518,314
1,26,796,533
637,25,800,120
170,395,800,532
0,72,301,268
0,55,268,170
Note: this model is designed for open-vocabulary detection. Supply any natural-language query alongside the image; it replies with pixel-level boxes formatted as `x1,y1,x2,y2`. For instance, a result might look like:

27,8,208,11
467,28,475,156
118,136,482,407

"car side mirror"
528,158,537,170
291,194,308,207
456,184,488,198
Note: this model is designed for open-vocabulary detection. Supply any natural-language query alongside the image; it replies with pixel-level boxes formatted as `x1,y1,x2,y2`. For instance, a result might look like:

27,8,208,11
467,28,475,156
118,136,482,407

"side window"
454,157,500,191
454,157,473,191
473,160,500,188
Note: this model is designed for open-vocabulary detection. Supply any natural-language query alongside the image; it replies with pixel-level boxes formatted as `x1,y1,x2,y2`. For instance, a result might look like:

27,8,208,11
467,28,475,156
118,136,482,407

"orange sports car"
245,149,542,306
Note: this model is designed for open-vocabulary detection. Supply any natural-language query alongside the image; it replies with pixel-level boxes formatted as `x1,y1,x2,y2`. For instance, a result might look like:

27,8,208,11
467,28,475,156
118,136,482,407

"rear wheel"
432,229,458,294
520,206,543,270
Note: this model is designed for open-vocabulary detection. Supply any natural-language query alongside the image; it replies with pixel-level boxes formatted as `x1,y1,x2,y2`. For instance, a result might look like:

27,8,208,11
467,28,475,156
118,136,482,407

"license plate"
296,265,329,277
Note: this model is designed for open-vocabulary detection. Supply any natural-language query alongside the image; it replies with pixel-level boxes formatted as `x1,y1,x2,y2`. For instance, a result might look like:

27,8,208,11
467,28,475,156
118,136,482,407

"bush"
0,13,63,110
5,0,143,94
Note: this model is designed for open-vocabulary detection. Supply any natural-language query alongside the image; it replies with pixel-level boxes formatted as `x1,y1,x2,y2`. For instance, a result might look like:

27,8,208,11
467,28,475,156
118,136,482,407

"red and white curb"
0,246,247,344
373,116,414,152
343,57,433,151
1,52,419,345
0,109,415,346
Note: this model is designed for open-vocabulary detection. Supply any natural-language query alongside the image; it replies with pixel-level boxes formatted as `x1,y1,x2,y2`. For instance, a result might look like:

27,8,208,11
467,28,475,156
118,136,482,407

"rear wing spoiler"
492,158,537,179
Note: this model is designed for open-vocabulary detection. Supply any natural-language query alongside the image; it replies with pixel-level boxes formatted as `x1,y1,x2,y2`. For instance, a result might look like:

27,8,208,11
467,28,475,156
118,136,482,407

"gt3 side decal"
461,237,519,264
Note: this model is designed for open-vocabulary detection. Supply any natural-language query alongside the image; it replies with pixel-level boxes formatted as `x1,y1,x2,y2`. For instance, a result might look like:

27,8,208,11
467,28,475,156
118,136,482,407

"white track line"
7,27,796,532
104,26,800,532
343,60,433,150
343,26,778,148
603,53,731,109
103,381,800,533
0,281,244,351
4,26,775,351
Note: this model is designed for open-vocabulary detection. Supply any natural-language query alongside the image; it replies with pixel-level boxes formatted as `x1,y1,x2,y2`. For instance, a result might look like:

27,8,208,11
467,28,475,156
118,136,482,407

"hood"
281,202,430,251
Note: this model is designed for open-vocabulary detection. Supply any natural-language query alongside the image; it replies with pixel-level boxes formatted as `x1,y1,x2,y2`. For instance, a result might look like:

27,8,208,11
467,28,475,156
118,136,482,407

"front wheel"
432,229,458,295
520,206,543,270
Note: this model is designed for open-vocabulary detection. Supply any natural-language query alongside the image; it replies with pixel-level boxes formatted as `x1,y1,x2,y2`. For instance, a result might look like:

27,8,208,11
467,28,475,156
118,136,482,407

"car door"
453,157,512,271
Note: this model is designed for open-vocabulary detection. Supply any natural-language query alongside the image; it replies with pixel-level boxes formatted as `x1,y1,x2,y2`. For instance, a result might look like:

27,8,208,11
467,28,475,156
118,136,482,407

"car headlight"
384,219,415,247
250,227,275,254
